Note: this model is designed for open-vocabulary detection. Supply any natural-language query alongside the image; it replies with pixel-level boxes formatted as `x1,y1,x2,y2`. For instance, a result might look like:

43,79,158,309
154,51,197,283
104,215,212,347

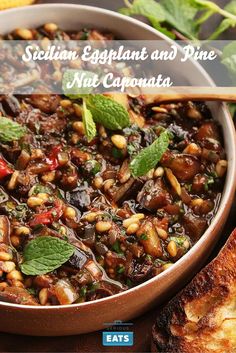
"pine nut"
187,107,202,120
60,99,72,108
216,160,227,177
123,217,140,228
7,270,23,281
152,107,168,113
73,103,82,117
167,240,177,257
7,171,19,190
15,226,30,236
39,288,48,305
83,212,99,223
14,28,33,40
162,263,173,270
191,198,204,207
64,207,76,219
95,221,111,233
27,196,44,208
156,228,168,240
41,171,55,182
37,193,49,202
111,135,127,149
11,236,20,248
154,166,164,178
131,213,145,220
165,168,181,196
0,252,12,261
93,176,103,189
44,23,58,32
73,121,85,135
58,152,69,166
99,126,107,138
3,261,16,273
183,143,201,156
126,223,139,234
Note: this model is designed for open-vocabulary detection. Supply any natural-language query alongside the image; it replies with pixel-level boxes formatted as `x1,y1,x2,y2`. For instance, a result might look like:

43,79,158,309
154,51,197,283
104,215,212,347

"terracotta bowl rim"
0,3,235,311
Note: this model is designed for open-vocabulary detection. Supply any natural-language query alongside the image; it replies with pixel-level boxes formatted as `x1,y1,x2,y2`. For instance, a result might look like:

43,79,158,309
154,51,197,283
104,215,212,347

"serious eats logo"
102,320,134,347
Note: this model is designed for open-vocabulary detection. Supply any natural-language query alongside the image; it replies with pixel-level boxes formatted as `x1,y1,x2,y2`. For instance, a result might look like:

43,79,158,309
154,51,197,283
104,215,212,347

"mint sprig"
0,117,26,143
130,130,169,177
21,236,75,275
120,0,236,40
85,94,130,130
82,100,97,142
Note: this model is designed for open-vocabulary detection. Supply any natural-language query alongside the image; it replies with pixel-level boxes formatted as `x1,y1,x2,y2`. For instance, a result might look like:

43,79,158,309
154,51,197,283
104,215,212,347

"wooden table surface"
0,1,235,352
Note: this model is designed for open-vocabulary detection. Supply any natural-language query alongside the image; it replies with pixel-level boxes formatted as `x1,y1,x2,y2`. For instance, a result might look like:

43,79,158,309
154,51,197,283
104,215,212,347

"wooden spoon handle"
142,87,236,103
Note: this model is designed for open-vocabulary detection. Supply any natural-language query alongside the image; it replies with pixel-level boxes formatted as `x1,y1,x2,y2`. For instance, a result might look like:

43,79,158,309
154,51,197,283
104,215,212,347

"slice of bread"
152,228,236,353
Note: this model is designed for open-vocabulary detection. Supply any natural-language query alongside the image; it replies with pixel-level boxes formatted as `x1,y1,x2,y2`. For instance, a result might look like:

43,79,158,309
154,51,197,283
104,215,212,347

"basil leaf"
82,100,97,142
21,236,75,275
130,130,169,177
85,94,130,130
0,117,26,143
229,103,236,118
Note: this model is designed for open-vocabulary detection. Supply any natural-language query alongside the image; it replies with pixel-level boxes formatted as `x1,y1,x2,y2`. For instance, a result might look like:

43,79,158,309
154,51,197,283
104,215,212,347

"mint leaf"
221,42,236,84
120,0,166,21
160,0,201,39
82,100,97,142
130,130,169,177
224,0,236,15
62,69,97,97
21,236,75,275
0,117,26,143
85,94,130,130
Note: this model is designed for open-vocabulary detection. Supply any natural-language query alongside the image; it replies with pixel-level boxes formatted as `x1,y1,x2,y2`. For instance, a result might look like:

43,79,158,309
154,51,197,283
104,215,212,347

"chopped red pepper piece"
46,145,62,171
29,200,63,227
0,158,13,180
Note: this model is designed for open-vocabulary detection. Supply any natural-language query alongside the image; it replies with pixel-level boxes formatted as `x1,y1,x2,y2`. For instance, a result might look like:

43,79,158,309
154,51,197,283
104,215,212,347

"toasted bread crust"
152,229,236,353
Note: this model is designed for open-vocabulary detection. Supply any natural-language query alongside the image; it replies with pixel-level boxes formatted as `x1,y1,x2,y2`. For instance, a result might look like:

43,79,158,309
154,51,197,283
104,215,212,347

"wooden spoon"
141,87,236,103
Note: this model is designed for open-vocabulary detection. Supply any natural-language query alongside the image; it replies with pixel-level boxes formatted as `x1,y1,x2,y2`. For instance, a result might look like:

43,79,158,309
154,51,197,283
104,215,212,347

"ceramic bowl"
0,3,235,336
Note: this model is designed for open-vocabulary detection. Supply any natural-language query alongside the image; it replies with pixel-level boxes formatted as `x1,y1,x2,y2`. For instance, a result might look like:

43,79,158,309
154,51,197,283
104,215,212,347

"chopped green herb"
140,233,148,240
82,100,97,142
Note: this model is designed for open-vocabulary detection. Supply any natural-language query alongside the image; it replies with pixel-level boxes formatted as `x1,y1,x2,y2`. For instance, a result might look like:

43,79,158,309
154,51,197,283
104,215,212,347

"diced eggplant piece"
87,280,124,300
182,213,207,241
0,287,39,305
68,248,90,270
109,177,143,204
67,182,93,211
127,259,153,283
196,122,221,142
27,94,61,114
161,152,201,182
137,179,171,211
137,220,163,257
0,95,20,116
0,215,11,245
